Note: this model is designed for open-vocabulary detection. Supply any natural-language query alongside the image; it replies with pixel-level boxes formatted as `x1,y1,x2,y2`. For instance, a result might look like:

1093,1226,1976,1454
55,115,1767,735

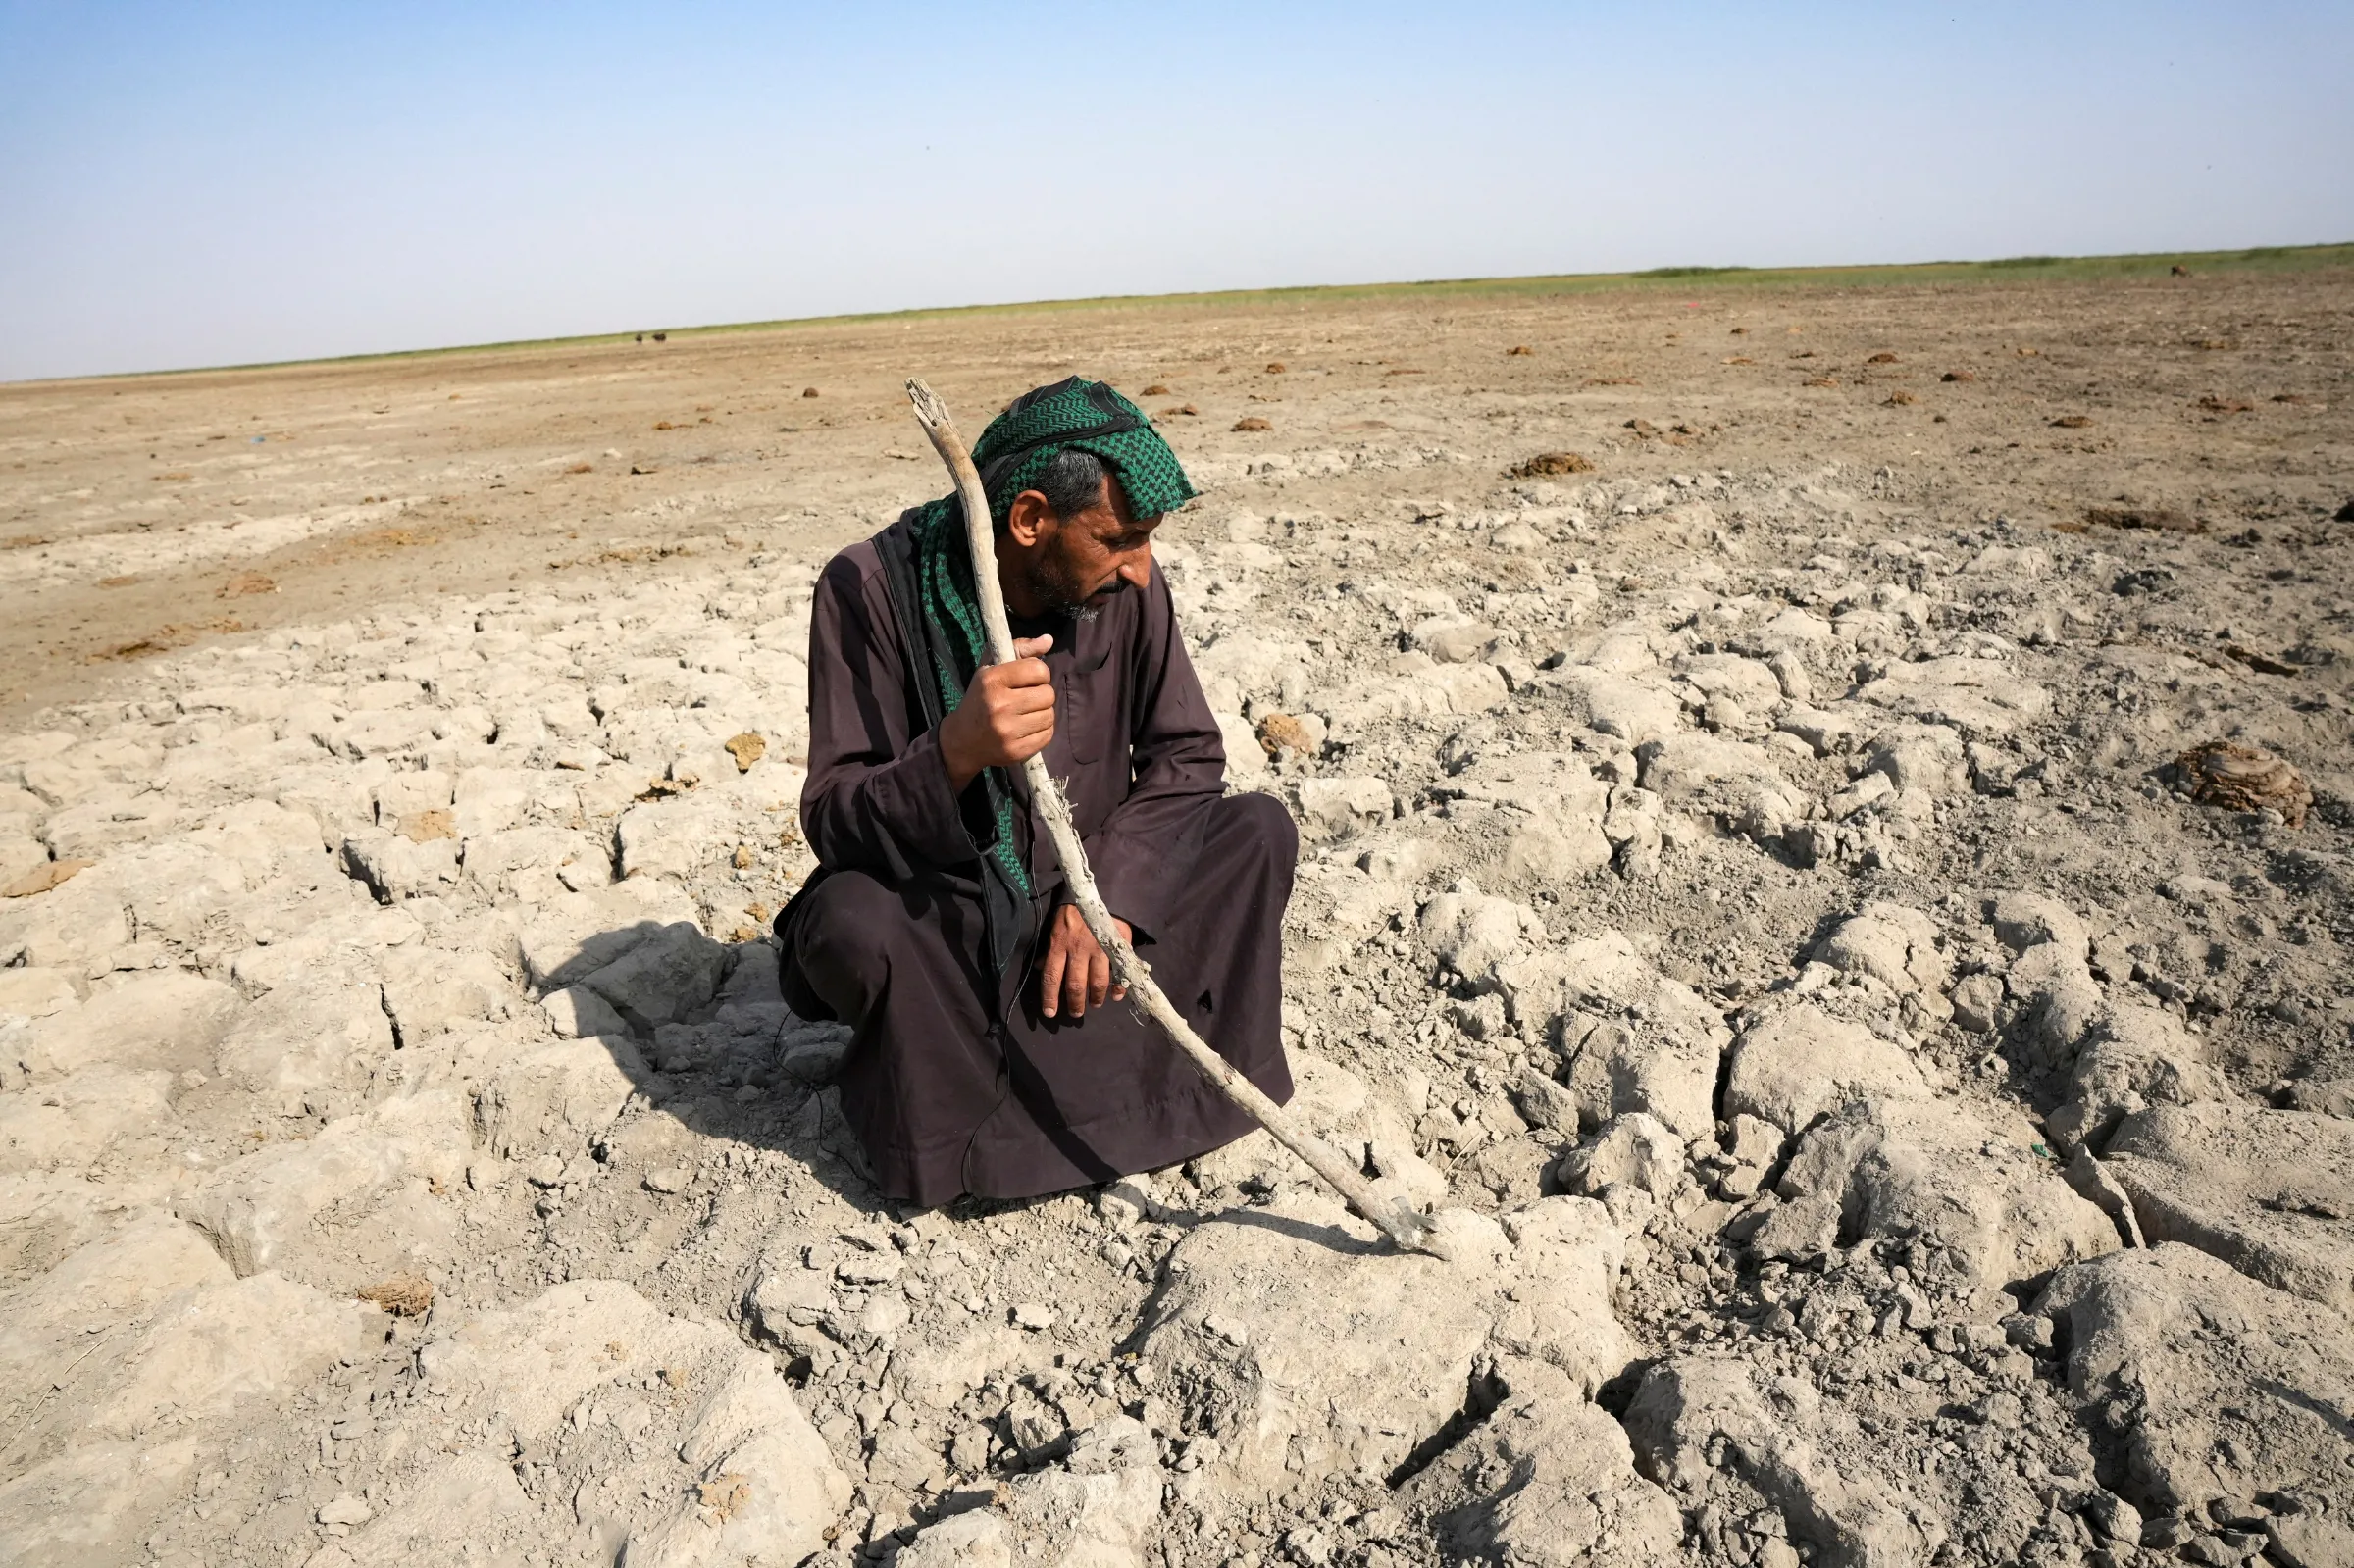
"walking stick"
904,379,1439,1256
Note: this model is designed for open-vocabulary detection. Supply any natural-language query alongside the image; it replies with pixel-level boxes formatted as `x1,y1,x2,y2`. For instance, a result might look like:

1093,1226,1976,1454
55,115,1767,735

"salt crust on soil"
3,286,2354,1568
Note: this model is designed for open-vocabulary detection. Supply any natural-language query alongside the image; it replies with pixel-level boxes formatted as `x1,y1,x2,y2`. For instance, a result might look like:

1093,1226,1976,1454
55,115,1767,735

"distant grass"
61,240,2354,383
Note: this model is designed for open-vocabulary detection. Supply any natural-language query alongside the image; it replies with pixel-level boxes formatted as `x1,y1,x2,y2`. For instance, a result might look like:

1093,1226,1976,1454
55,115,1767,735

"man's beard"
1020,545,1127,622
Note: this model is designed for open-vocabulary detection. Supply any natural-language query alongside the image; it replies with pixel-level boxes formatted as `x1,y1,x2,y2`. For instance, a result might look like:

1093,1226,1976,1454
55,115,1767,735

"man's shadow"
542,916,885,1216
553,916,1362,1252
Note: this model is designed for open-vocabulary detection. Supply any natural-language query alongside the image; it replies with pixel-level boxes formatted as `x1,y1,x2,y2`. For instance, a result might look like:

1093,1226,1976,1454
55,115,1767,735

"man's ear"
1004,489,1056,550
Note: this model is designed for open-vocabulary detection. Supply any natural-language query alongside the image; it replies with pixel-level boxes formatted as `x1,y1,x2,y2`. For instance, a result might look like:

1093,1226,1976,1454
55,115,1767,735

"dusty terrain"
2,264,2352,1568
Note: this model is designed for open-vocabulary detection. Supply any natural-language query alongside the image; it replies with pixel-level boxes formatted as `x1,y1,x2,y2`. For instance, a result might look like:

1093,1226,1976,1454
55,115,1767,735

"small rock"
317,1492,373,1527
1011,1301,1056,1331
644,1166,691,1193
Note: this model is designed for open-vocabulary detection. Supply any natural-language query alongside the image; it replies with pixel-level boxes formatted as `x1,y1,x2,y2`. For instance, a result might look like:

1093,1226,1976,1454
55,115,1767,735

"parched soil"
1,268,2351,1568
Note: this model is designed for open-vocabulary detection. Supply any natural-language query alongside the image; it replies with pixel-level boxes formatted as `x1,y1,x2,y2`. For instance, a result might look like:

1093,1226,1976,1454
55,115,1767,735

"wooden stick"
904,379,1439,1256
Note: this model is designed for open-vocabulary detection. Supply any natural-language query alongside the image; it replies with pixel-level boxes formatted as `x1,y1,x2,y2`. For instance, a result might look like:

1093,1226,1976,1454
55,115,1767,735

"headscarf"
901,378,1199,903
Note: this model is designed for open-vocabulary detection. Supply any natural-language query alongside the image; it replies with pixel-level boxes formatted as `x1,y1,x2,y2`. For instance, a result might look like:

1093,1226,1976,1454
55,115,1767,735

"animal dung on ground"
2084,503,2203,533
399,808,456,843
2172,740,2312,826
357,1272,435,1317
1509,451,1593,478
724,732,767,772
1254,712,1313,758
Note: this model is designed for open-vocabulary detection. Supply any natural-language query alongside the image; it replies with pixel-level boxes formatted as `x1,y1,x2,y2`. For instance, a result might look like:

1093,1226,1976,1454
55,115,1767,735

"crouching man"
776,378,1296,1205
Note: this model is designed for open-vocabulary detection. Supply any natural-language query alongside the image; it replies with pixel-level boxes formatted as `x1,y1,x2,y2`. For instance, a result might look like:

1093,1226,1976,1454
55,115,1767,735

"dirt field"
2,260,2352,1568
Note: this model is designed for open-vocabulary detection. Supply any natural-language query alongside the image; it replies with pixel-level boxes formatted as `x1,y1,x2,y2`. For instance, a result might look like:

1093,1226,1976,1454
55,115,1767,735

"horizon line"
15,238,2350,390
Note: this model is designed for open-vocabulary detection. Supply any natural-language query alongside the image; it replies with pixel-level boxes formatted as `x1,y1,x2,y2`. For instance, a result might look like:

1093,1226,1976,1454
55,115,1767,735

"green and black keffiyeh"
896,378,1199,907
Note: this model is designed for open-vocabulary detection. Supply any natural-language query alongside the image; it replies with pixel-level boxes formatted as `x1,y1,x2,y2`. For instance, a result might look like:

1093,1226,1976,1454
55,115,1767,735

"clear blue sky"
2,2,2347,381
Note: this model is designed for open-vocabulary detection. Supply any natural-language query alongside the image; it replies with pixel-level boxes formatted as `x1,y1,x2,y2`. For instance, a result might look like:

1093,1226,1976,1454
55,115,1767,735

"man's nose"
1116,542,1153,590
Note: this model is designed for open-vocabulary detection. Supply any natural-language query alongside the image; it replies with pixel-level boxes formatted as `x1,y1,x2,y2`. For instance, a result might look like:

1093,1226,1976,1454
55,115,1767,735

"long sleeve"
1081,564,1227,940
798,549,980,879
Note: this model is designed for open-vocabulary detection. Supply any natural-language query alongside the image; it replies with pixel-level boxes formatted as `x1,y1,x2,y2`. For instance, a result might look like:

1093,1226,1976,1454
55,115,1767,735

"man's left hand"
1039,904,1132,1020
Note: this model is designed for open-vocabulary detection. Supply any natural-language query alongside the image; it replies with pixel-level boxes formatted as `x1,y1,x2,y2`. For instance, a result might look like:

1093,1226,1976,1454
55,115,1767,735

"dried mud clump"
3,857,91,897
1141,383,1171,396
1509,451,1594,478
2172,740,2313,826
1232,416,1272,432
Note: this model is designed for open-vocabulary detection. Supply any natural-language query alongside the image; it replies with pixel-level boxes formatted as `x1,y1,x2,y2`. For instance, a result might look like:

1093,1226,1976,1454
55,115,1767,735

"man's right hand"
939,634,1055,792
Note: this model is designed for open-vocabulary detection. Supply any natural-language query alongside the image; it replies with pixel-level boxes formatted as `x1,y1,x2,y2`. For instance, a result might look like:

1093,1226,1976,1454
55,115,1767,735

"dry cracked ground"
3,268,2353,1568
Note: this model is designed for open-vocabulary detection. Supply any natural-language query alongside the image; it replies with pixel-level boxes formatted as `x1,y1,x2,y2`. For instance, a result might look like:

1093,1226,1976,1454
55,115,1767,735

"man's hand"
1039,903,1132,1020
939,634,1054,792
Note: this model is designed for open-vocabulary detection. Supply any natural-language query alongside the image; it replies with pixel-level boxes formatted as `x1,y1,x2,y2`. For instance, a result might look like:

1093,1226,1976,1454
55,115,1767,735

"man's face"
1012,473,1161,620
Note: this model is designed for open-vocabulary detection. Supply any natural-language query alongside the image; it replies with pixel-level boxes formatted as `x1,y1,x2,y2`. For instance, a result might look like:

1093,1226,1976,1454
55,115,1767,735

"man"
776,377,1298,1206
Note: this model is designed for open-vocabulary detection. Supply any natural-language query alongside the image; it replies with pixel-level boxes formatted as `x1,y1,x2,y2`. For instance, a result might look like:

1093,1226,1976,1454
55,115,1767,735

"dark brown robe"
778,514,1297,1205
